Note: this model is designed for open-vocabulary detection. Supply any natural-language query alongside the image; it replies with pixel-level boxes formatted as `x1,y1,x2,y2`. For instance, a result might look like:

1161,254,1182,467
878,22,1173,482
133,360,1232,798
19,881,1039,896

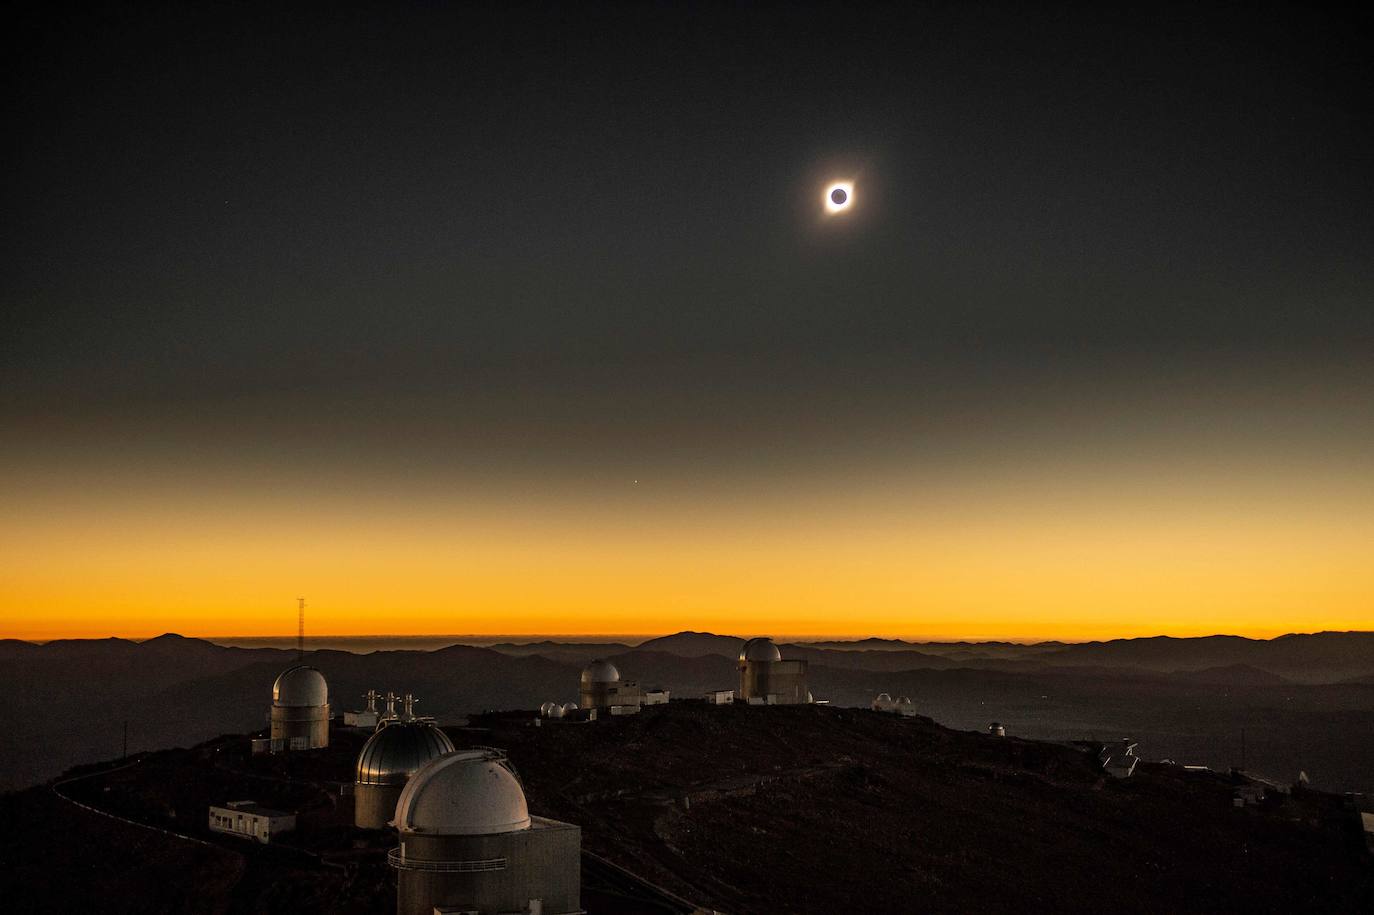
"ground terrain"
2,703,1370,913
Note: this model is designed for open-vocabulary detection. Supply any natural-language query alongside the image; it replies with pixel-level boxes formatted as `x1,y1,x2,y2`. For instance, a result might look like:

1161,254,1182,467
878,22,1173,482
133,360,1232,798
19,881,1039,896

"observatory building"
208,800,295,844
355,718,456,829
578,659,644,710
872,693,916,716
269,665,330,752
391,749,581,915
738,637,809,705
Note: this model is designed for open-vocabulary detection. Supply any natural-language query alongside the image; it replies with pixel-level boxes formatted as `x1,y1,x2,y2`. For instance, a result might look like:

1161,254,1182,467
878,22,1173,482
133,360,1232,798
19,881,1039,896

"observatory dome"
272,665,328,707
740,637,782,663
355,721,455,786
395,749,531,836
581,659,620,685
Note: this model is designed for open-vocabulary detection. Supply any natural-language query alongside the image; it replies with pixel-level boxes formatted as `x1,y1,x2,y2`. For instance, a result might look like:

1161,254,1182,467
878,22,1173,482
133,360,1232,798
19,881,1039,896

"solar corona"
824,180,854,213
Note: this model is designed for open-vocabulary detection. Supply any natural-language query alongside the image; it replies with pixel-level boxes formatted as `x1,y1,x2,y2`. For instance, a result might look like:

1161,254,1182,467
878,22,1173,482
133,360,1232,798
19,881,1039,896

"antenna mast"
297,597,306,660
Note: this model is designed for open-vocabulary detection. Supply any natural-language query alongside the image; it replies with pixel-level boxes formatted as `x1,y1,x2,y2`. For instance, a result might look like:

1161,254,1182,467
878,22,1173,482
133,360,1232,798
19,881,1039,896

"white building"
704,689,734,705
643,689,670,705
208,800,295,844
344,689,382,728
873,693,916,716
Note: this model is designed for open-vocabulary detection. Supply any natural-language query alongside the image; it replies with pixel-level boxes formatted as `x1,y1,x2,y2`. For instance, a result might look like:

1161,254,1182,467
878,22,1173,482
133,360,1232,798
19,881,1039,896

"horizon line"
9,628,1371,647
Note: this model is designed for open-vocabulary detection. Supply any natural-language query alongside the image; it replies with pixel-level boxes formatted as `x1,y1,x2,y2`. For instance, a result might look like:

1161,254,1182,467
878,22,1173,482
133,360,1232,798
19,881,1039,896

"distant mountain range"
2,629,1372,794
613,629,1374,682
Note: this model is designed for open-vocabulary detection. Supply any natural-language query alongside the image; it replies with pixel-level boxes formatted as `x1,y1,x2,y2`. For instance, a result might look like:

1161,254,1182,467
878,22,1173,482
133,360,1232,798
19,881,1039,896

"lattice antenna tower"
297,597,306,660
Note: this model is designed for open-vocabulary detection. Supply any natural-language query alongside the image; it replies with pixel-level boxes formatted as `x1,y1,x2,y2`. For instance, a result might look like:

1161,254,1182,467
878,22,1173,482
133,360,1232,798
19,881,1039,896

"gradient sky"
3,3,1372,640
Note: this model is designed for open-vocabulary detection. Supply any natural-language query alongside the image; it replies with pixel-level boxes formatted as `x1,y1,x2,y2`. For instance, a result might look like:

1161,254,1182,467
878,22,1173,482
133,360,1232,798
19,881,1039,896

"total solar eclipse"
824,181,854,213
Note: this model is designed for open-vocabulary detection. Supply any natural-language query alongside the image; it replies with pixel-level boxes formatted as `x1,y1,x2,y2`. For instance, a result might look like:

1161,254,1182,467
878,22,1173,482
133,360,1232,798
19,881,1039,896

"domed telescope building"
738,637,809,705
391,749,581,915
354,719,456,829
269,665,330,752
578,659,644,710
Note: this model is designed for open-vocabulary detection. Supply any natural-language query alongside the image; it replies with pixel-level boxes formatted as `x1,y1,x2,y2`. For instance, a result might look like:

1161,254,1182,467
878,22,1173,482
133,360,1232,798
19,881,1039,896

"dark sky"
7,2,1370,408
3,2,1372,638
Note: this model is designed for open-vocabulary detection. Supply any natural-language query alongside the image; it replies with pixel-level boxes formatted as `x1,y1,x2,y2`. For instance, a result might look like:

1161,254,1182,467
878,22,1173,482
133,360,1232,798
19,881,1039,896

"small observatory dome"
561,702,578,715
581,659,620,685
356,721,455,787
395,749,531,836
273,665,328,707
740,637,782,663
539,701,558,718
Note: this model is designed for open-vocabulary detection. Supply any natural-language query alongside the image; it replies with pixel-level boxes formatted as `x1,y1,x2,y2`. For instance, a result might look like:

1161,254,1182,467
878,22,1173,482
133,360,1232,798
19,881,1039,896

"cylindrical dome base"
355,782,403,829
269,704,330,750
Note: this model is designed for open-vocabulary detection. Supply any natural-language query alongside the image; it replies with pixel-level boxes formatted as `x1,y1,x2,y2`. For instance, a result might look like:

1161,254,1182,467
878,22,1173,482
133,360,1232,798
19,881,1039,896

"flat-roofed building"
208,800,295,844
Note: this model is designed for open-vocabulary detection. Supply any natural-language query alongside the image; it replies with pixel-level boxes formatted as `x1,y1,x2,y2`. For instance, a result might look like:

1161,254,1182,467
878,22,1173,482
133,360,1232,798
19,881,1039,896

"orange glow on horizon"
4,454,1371,643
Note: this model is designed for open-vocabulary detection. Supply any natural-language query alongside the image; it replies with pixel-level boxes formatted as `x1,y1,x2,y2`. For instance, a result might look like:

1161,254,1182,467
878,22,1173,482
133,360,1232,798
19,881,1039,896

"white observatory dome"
394,749,531,836
581,659,620,685
272,665,328,707
539,701,557,717
561,702,578,714
740,637,782,663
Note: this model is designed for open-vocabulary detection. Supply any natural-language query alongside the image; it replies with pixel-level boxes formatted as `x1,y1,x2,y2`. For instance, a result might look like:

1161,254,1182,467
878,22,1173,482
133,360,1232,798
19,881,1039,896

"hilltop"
2,703,1370,913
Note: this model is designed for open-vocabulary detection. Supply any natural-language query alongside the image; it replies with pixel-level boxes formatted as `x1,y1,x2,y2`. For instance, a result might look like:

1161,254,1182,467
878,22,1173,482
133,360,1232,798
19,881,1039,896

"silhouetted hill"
1172,664,1290,685
605,649,738,694
515,631,1374,682
1042,631,1374,681
798,637,1067,659
486,640,635,665
781,644,960,671
0,638,41,658
634,630,744,657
